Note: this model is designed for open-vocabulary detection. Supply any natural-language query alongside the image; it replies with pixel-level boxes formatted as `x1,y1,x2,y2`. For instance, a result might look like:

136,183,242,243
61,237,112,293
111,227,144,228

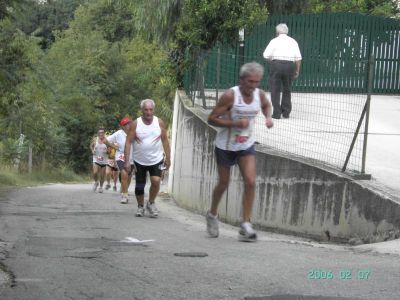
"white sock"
208,211,217,219
242,222,255,234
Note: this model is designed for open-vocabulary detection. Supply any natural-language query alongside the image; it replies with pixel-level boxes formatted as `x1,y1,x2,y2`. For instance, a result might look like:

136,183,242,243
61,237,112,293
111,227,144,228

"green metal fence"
182,13,400,175
198,12,400,94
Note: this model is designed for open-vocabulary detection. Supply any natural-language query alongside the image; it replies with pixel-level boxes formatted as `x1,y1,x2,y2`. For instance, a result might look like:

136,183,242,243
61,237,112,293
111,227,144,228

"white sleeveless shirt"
107,129,128,162
92,138,108,164
132,116,164,166
215,86,261,151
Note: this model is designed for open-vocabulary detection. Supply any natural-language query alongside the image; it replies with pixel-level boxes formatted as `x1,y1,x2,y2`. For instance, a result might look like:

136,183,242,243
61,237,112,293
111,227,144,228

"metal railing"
184,50,374,176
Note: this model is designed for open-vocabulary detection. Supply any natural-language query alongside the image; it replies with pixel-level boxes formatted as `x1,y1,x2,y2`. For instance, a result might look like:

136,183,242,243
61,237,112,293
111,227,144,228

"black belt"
272,60,294,63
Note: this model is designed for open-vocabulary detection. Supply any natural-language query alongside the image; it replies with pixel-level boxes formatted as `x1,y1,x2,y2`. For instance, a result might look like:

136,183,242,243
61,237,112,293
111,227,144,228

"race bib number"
235,135,249,143
233,122,250,144
118,154,125,161
97,156,104,162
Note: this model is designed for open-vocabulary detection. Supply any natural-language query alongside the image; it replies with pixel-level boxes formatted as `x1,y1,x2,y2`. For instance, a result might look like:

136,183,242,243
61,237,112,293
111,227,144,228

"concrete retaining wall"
169,91,400,243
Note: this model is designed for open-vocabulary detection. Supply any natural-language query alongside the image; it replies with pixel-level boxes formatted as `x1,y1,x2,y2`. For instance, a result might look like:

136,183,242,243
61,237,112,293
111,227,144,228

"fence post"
14,133,25,171
196,50,207,109
342,55,373,179
361,54,375,174
239,28,245,69
216,47,221,103
28,142,32,175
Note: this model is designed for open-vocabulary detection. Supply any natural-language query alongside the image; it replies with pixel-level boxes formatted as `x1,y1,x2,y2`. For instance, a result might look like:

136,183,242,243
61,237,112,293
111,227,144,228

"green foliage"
71,0,136,43
3,0,397,180
0,20,69,166
306,0,400,17
0,19,37,117
0,0,25,20
41,11,176,170
260,0,399,17
176,0,268,50
13,0,86,49
130,0,182,43
262,0,307,15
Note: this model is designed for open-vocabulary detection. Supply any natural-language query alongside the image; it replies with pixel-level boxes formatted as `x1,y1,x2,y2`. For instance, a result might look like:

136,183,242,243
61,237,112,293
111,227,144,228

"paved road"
1,184,400,300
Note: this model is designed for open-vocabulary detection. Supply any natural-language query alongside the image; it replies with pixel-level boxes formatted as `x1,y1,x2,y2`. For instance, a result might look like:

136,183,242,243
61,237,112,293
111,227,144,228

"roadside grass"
0,165,89,188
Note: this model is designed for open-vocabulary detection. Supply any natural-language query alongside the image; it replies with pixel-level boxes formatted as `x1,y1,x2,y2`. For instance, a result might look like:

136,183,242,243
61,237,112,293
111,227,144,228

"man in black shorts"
206,62,273,242
124,99,170,217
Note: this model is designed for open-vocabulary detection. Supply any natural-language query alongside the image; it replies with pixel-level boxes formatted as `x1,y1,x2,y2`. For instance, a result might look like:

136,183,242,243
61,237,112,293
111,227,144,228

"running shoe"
120,196,128,204
105,184,111,190
146,202,159,218
206,211,219,238
92,182,99,192
98,187,103,193
238,222,257,242
136,206,145,217
113,186,117,192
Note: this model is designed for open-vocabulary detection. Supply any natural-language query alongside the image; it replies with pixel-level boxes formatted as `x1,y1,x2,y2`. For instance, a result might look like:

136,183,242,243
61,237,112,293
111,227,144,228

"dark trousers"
269,60,295,117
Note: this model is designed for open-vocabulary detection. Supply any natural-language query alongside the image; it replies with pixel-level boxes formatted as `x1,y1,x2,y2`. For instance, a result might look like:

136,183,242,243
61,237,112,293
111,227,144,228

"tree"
0,18,67,169
259,0,399,17
176,0,268,50
262,0,308,15
306,0,400,17
174,0,268,107
14,0,87,49
70,0,136,43
39,0,176,170
129,0,183,43
0,0,25,20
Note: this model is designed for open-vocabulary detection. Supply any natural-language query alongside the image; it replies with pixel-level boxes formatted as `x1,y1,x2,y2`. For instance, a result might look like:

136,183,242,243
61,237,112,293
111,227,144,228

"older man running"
206,62,274,242
124,99,170,218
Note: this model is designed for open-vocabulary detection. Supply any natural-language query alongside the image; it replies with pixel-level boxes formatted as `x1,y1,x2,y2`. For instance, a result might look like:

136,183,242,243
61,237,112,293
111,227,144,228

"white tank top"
92,138,108,164
107,129,128,162
132,116,164,166
215,86,261,151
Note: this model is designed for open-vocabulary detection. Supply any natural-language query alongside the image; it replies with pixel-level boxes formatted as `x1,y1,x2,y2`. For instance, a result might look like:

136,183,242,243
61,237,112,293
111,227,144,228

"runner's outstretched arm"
124,121,137,172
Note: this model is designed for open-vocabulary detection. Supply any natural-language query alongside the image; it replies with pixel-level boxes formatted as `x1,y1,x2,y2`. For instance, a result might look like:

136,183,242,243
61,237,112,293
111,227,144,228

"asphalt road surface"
1,183,400,300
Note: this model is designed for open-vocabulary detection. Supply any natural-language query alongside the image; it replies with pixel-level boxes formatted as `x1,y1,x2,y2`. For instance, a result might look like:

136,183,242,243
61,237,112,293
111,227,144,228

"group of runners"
90,99,170,218
91,61,274,242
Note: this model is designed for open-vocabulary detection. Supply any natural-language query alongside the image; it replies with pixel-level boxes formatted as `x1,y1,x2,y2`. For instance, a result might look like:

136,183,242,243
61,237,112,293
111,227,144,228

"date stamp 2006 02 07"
308,269,371,280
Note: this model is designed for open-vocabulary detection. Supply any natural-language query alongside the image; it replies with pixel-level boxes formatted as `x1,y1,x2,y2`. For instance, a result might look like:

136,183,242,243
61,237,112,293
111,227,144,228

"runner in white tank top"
92,138,108,165
132,116,164,166
215,86,261,151
90,128,108,193
124,99,171,218
206,62,274,242
106,117,133,204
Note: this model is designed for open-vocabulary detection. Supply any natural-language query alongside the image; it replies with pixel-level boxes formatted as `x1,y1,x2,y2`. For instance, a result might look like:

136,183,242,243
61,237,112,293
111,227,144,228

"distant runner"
90,127,108,193
107,118,134,203
105,142,119,192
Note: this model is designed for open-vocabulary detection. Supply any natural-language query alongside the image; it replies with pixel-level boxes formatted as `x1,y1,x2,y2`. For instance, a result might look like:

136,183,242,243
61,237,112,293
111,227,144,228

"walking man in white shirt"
124,99,171,218
206,62,274,242
263,23,302,119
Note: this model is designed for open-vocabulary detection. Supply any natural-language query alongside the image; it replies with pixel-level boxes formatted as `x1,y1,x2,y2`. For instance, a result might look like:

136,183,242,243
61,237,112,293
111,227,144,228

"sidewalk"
365,95,400,194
